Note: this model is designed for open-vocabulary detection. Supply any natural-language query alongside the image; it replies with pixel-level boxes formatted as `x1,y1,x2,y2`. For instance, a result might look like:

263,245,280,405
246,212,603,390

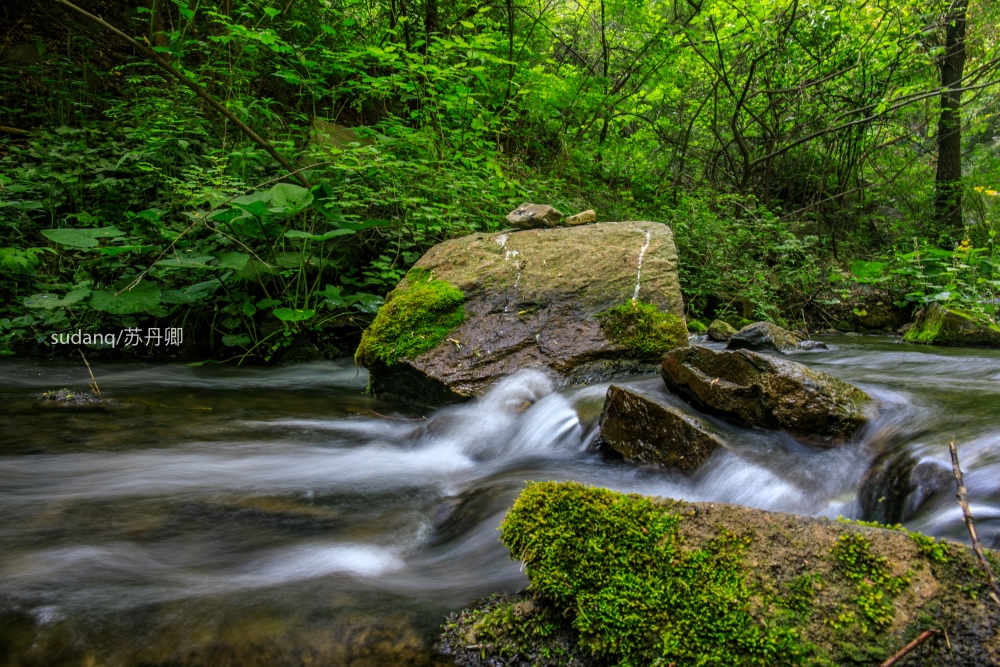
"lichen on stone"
354,267,464,367
596,300,687,358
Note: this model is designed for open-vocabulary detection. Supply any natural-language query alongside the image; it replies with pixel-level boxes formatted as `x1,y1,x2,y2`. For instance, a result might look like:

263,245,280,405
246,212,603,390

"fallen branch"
77,348,101,396
0,126,30,135
880,630,937,667
51,0,310,188
948,439,1000,605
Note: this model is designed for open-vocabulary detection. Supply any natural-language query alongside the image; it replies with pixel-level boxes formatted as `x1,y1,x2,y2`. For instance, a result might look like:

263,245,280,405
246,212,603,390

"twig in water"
879,630,938,667
77,348,101,396
948,439,1000,605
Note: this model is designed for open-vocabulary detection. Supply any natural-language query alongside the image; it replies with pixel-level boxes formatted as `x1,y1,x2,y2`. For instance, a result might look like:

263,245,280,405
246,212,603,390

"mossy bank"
439,482,1000,667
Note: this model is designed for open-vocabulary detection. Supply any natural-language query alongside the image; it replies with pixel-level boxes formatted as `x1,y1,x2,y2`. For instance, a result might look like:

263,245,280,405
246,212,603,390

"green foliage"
354,267,464,367
909,532,951,563
500,481,804,666
596,301,688,358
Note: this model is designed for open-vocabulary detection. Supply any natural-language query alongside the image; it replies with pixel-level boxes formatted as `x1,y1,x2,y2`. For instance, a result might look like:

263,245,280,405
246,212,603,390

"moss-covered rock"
687,319,709,334
904,303,1000,348
661,346,871,445
356,222,686,404
727,321,801,353
440,482,1000,667
596,301,688,358
354,267,464,368
707,318,738,341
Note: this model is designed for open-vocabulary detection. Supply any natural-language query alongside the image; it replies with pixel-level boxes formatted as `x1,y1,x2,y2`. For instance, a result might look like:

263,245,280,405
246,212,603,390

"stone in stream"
439,481,1000,667
858,447,955,524
355,221,687,405
904,302,1000,348
726,320,800,353
661,346,870,444
707,318,738,341
597,385,723,472
505,202,563,229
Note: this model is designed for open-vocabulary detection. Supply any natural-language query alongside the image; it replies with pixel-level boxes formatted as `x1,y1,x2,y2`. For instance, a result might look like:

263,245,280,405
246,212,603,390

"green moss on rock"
596,300,688,358
687,319,708,334
904,303,1000,347
354,267,464,367
442,482,1000,667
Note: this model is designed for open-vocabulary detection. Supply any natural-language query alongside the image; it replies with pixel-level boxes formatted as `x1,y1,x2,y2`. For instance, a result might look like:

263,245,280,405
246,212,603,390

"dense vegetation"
2,0,999,359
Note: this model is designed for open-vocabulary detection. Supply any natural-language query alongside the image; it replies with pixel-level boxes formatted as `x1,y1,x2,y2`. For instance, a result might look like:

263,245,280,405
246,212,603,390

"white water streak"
632,230,652,302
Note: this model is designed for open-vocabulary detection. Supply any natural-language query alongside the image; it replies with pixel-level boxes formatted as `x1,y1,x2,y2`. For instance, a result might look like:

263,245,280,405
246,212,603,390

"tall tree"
934,0,969,237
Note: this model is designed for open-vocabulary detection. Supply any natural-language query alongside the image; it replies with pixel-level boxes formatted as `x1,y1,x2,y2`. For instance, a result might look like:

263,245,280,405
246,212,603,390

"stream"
1,335,999,666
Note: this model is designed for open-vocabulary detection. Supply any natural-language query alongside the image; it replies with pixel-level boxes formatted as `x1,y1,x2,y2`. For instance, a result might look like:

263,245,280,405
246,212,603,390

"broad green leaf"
284,228,355,241
222,333,252,346
41,226,124,248
24,287,92,309
257,298,281,309
216,252,250,271
99,245,156,257
156,253,215,268
849,261,885,280
273,307,315,322
90,279,161,314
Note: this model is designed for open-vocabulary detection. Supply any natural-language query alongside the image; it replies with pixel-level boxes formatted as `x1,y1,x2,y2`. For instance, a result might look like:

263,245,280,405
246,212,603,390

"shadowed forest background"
1,0,999,361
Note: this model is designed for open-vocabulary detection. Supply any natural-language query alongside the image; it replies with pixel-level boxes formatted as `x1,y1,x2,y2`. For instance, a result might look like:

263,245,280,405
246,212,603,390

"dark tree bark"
423,0,439,50
934,0,968,236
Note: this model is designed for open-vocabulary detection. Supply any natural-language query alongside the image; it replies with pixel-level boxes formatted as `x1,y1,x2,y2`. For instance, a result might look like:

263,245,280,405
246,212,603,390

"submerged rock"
37,389,127,409
726,320,800,352
904,303,1000,348
859,448,955,524
597,385,724,472
505,202,563,229
563,209,596,226
356,222,687,404
706,318,738,341
661,346,870,444
441,482,1000,667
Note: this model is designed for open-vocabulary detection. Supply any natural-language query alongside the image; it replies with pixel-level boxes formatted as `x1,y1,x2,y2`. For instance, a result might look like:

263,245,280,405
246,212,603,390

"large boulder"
904,303,1000,348
356,222,687,404
660,346,870,444
440,482,1000,667
597,385,724,472
726,321,800,352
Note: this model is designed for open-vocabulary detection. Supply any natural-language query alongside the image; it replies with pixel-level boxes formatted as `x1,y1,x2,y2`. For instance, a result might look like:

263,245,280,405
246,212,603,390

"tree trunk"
934,0,968,237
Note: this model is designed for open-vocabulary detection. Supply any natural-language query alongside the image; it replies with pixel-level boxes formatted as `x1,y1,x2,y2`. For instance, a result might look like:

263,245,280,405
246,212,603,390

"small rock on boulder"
563,209,596,226
505,203,563,229
707,319,738,341
661,346,870,445
726,321,800,353
597,385,724,472
859,447,954,524
904,303,1000,348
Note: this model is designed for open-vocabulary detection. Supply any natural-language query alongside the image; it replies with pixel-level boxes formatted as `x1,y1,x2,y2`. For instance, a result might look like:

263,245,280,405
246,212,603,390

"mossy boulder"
727,321,801,353
708,318,738,341
439,482,1000,667
904,303,1000,348
597,384,724,472
356,222,686,404
661,346,871,445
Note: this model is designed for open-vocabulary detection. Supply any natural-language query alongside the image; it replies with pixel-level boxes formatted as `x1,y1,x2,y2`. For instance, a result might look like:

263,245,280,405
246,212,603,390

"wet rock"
357,222,686,405
707,319,738,341
597,385,724,472
563,209,596,226
904,303,1000,348
726,321,800,353
660,346,870,444
859,449,954,524
442,481,1000,667
37,389,126,409
796,339,828,351
505,203,563,229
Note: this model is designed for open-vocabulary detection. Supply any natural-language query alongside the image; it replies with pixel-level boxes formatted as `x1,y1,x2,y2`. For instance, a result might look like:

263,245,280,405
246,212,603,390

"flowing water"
1,336,999,666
